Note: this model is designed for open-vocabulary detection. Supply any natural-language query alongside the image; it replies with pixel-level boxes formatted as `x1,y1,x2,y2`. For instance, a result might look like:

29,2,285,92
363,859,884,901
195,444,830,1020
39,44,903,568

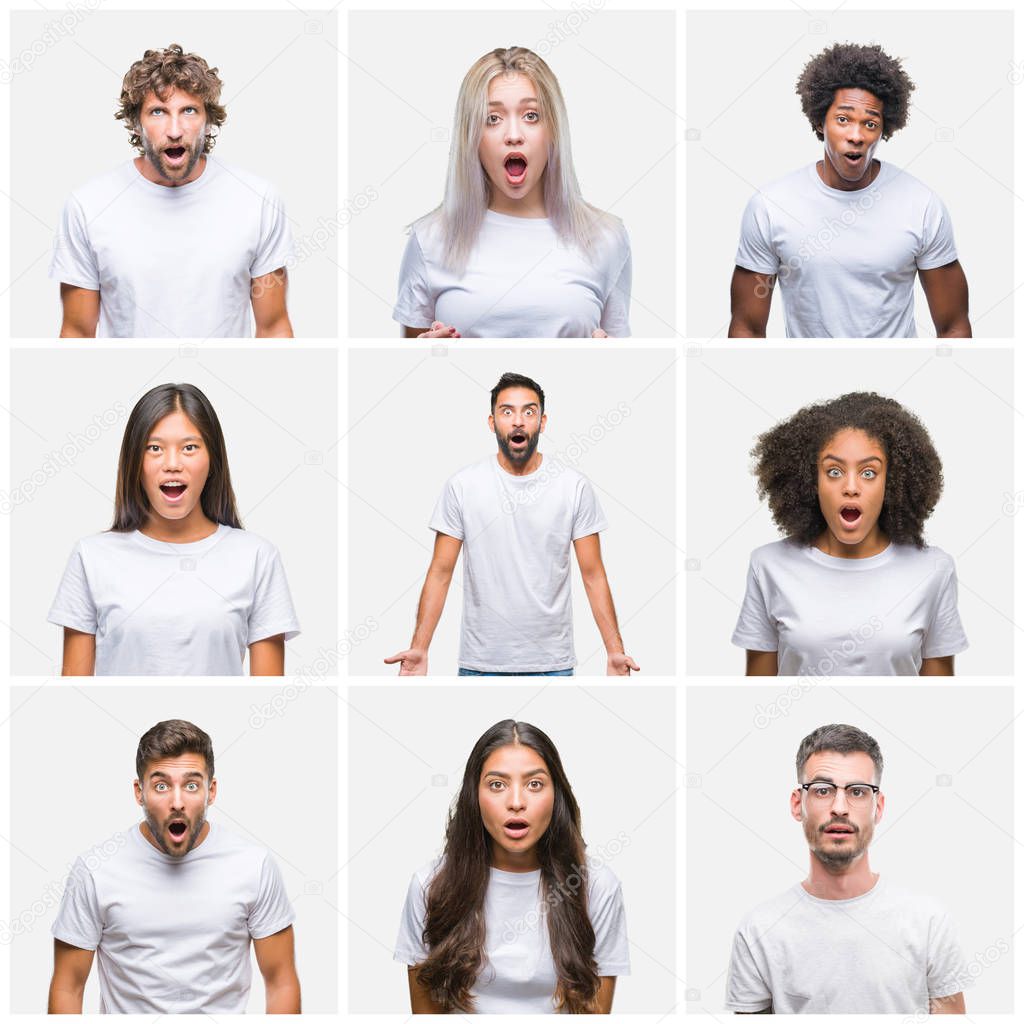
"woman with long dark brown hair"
48,382,299,676
395,720,629,1013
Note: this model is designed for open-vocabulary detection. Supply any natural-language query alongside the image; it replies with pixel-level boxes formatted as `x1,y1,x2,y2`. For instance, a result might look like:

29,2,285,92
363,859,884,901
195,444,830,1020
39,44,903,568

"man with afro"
729,43,970,339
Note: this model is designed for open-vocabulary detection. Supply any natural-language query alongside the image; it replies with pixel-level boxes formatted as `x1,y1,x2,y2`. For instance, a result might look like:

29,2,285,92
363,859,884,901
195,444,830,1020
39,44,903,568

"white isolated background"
685,344,1013,675
686,10,1014,338
9,346,338,676
347,9,678,337
9,683,339,1013
686,684,1015,1013
347,345,677,676
347,683,677,1014
10,9,339,337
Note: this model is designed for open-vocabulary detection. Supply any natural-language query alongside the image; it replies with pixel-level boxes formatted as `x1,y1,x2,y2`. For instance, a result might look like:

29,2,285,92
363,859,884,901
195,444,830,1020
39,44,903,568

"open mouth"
839,505,862,526
159,481,187,502
164,146,187,162
167,820,188,840
843,152,864,165
504,153,528,184
503,818,529,840
509,430,528,446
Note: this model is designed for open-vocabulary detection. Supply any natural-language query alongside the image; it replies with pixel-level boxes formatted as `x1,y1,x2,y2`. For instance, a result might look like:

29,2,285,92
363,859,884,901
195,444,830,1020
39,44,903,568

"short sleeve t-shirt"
393,210,632,337
50,157,293,338
731,539,967,675
430,455,607,672
725,877,968,1013
735,161,958,337
395,859,630,1013
48,524,300,675
52,823,295,1014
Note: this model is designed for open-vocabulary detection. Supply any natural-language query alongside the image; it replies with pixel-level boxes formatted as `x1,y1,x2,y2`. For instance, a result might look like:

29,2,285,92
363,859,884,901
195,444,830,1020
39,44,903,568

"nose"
830,788,851,813
161,447,183,471
171,785,186,810
847,122,864,145
842,471,860,496
504,120,524,146
506,785,526,813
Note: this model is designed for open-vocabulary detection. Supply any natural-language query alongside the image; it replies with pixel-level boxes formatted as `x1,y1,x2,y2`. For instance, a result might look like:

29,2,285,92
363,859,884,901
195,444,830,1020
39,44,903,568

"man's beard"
143,803,207,858
496,428,540,464
804,817,872,870
141,128,205,182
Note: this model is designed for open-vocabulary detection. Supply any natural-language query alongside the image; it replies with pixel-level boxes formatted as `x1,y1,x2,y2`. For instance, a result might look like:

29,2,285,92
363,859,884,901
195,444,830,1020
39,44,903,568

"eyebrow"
806,776,873,786
484,768,549,779
497,403,539,411
147,435,203,443
820,454,883,464
835,104,882,117
488,98,539,108
149,770,205,780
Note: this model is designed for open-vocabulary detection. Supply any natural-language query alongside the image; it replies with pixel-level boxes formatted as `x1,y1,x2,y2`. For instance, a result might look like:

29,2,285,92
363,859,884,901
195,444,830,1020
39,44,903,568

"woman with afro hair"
729,42,970,339
732,392,967,676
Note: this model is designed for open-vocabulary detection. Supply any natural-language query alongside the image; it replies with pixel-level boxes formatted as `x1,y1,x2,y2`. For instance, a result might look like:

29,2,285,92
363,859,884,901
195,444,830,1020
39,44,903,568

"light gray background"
9,684,339,1013
347,684,677,1013
347,10,677,337
686,346,1013,675
10,347,338,676
686,10,1014,338
686,684,1014,1013
348,346,677,676
10,10,338,337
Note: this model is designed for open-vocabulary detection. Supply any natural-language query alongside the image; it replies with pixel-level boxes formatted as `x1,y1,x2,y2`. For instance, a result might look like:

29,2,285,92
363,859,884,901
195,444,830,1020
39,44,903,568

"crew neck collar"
808,158,890,198
485,208,551,228
130,154,216,195
490,865,542,885
799,874,882,905
492,452,544,481
804,541,894,571
130,522,229,554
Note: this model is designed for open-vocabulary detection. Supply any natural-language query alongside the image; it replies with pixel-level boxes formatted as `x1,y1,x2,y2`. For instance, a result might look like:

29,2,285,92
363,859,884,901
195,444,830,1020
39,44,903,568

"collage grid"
0,0,1021,1020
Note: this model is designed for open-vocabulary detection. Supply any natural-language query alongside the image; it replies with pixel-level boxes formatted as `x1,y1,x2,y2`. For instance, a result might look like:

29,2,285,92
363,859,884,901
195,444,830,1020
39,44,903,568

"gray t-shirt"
52,823,294,1014
731,539,967,675
430,455,607,672
726,877,968,1013
735,161,958,337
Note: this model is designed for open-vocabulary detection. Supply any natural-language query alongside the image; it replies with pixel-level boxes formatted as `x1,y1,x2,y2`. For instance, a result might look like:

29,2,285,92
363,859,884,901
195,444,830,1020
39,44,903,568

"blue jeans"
458,668,574,677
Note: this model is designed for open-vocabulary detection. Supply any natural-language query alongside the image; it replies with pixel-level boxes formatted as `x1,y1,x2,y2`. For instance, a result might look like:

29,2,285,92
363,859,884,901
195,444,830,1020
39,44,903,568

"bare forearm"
255,315,294,338
582,572,624,654
48,982,85,1013
935,317,971,338
265,975,301,1013
410,571,453,650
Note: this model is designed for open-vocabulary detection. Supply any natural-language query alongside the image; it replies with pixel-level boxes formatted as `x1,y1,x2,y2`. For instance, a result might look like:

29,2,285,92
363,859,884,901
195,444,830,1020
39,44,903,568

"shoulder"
207,157,282,201
748,538,802,571
218,525,277,554
410,856,444,891
444,457,493,488
586,859,623,900
892,542,956,573
585,208,630,268
874,879,953,921
407,209,444,252
65,163,138,210
734,884,805,935
73,530,134,556
207,824,278,867
68,828,136,881
749,165,812,205
876,161,942,203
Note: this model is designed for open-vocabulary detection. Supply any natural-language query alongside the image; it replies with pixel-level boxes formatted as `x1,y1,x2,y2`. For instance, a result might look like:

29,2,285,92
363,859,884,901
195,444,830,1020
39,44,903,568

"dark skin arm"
253,925,301,1013
728,267,774,338
407,966,445,1013
58,284,100,338
745,650,778,676
920,655,954,677
919,261,971,337
930,991,965,1014
48,939,94,1013
61,627,96,676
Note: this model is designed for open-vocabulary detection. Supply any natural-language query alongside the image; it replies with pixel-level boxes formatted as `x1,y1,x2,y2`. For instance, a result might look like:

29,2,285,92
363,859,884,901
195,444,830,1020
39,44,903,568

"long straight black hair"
417,720,600,1013
111,383,241,532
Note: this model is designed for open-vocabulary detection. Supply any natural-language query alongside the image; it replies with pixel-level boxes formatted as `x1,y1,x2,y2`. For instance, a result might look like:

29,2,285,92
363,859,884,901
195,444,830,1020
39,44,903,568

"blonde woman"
394,47,631,339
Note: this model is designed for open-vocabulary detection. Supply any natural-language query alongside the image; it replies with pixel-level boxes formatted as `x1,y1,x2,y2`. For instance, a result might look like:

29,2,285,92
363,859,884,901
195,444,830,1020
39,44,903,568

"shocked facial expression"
478,743,555,870
489,386,546,466
817,428,887,554
134,753,216,858
791,750,883,870
819,88,884,188
478,71,550,211
140,410,211,525
138,86,208,184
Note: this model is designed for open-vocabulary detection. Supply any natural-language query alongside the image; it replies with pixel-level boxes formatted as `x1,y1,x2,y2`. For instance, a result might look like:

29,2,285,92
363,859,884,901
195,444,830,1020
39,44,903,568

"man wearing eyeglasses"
725,723,967,1014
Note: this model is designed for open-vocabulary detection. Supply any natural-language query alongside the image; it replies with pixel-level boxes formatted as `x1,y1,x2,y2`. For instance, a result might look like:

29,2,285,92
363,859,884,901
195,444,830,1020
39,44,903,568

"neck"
816,155,880,192
814,527,888,559
134,152,207,188
490,845,540,873
139,509,218,543
803,853,878,900
496,450,542,476
488,178,548,219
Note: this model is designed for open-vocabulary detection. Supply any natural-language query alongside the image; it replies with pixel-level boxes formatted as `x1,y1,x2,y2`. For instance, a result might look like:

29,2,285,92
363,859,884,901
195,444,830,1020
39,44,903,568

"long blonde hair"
422,46,616,275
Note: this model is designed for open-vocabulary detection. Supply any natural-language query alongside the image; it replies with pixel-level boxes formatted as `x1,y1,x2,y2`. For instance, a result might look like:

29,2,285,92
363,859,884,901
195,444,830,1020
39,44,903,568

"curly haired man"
729,43,970,339
50,44,294,338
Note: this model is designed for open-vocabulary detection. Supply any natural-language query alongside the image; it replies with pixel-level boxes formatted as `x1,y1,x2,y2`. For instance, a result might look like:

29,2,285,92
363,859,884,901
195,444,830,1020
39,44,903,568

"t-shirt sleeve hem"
248,623,301,645
250,911,296,941
571,521,608,541
429,523,465,541
393,949,424,966
734,256,778,276
724,999,772,1013
47,612,96,635
929,982,970,999
250,251,294,280
916,252,959,271
48,270,101,290
51,927,98,952
392,306,432,329
597,963,631,976
731,630,778,652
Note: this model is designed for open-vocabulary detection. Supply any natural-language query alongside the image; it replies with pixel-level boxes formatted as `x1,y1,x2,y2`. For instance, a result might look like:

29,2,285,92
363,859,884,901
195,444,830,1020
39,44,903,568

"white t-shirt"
52,823,295,1014
395,859,630,1013
731,539,967,675
735,161,958,337
50,156,293,338
726,877,968,1013
393,210,632,337
48,524,300,676
430,455,607,672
